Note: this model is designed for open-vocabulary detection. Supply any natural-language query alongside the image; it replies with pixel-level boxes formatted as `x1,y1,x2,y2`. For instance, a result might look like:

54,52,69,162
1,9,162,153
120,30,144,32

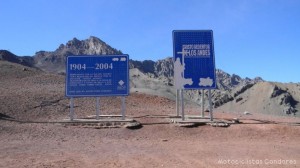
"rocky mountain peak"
0,50,17,61
54,36,121,55
253,77,264,83
154,57,174,78
65,37,81,48
33,36,122,72
88,36,103,44
231,74,242,85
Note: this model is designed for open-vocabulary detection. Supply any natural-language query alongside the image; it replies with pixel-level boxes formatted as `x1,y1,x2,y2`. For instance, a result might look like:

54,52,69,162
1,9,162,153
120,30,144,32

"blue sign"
66,55,129,97
173,30,216,89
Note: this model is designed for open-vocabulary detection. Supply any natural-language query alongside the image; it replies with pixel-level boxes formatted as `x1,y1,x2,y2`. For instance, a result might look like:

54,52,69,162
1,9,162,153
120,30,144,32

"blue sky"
1,0,299,83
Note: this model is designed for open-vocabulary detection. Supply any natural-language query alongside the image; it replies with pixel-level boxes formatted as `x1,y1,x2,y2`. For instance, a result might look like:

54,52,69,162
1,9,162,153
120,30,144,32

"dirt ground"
1,61,300,168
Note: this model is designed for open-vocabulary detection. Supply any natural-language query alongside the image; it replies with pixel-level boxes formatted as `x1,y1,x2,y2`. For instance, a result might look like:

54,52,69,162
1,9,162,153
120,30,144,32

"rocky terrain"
1,36,300,168
0,59,299,168
1,36,299,117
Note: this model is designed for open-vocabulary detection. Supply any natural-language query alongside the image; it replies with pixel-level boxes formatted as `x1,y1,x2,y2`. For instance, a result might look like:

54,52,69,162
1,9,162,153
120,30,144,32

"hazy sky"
1,0,299,83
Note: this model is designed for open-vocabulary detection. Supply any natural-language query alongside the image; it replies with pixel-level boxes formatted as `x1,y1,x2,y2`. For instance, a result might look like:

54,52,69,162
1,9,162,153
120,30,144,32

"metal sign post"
121,97,126,120
208,89,213,121
96,97,100,120
176,89,180,116
70,97,74,121
180,89,185,121
201,89,205,117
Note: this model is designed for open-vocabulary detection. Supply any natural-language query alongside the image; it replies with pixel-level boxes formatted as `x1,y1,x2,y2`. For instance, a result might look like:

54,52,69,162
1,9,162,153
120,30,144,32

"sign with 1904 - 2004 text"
65,55,129,97
173,30,216,89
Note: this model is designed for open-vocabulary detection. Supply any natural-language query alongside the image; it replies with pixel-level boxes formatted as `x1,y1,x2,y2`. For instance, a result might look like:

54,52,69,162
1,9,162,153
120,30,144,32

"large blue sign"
66,55,129,97
173,30,216,89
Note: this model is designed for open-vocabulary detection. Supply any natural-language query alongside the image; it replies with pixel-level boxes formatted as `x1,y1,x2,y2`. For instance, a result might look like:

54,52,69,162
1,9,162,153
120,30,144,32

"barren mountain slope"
1,36,299,117
130,63,299,116
0,60,66,121
217,82,300,116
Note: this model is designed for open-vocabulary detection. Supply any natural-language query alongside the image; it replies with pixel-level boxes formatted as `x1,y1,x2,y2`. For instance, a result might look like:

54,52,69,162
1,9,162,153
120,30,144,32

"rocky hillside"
0,50,34,67
128,54,299,116
129,57,298,116
1,36,299,116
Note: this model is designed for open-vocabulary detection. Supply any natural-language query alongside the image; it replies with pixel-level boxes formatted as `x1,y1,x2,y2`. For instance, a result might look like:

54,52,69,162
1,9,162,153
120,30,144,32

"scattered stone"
209,121,229,127
244,111,251,115
232,118,240,124
236,97,243,102
124,122,142,129
178,123,198,127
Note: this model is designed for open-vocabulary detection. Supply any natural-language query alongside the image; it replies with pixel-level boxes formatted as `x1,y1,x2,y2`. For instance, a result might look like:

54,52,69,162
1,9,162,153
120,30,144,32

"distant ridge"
0,36,298,116
0,50,34,67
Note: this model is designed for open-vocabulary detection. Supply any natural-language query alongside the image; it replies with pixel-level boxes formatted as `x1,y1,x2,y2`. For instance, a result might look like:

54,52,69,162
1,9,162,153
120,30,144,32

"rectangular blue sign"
66,55,129,97
173,30,216,89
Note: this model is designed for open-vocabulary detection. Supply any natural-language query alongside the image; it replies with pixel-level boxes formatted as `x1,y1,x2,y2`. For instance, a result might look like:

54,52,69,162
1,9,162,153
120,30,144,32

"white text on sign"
182,44,211,57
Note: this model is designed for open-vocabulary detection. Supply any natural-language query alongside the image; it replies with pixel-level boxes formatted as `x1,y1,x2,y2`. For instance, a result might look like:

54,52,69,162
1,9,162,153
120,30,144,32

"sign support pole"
70,97,74,121
176,89,180,116
208,89,213,121
181,89,185,121
121,97,126,120
201,89,205,118
96,97,100,120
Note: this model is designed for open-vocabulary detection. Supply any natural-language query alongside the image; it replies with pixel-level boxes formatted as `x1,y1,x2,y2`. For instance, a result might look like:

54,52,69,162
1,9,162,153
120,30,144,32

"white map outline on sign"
199,77,213,87
174,56,193,89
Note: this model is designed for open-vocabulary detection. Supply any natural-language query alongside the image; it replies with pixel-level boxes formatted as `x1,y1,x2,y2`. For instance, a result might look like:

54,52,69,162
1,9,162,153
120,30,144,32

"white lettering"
182,44,211,57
